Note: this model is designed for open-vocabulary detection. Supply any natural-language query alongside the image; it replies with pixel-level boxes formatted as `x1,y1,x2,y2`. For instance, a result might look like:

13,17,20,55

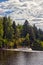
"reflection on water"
0,50,43,65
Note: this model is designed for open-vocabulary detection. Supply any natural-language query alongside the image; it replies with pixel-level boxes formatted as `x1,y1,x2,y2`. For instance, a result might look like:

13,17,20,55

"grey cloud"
0,0,43,29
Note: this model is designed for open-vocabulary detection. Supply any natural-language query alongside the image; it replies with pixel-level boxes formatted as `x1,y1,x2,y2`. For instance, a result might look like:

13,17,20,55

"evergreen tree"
29,26,36,47
3,17,14,40
12,21,16,34
12,21,17,39
0,18,3,39
3,17,7,38
6,17,14,40
21,20,29,37
38,28,43,41
0,18,3,48
33,24,39,39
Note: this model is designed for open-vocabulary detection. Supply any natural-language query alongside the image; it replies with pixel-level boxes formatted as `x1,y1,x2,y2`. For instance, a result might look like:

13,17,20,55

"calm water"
0,50,43,65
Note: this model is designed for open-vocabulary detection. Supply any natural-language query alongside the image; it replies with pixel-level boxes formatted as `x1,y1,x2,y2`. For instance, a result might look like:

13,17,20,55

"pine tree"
3,17,7,38
12,21,17,39
33,24,39,39
21,20,29,37
3,17,14,40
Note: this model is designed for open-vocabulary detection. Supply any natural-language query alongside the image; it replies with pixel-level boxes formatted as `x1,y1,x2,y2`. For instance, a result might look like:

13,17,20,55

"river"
0,50,43,65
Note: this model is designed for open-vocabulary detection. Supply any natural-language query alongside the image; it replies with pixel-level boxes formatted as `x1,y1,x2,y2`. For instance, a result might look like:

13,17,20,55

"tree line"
0,17,43,50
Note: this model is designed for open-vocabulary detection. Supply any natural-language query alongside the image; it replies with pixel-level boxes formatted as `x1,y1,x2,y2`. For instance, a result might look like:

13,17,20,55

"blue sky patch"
0,0,8,2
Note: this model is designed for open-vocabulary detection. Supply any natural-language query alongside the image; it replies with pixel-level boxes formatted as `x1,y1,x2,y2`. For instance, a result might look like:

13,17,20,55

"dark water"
0,50,43,65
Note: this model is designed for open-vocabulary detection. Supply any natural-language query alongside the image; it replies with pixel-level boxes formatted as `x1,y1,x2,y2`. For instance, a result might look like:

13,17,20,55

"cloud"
0,0,43,29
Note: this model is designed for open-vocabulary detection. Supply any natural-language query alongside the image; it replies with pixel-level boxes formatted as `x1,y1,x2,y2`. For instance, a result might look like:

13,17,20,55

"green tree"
33,24,39,39
29,26,36,47
38,28,43,41
21,20,29,37
32,40,42,50
12,21,17,39
0,18,3,39
3,17,7,38
3,17,14,40
0,18,3,48
25,34,30,47
6,17,14,40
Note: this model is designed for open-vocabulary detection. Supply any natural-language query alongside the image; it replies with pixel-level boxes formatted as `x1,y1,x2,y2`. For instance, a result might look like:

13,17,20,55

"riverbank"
2,48,32,52
1,48,43,52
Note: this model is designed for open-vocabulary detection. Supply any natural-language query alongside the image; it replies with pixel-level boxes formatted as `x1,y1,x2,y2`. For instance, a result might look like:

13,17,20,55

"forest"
0,16,43,50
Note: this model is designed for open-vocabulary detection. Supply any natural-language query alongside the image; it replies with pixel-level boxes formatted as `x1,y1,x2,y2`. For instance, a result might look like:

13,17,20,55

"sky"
0,0,43,29
0,0,8,2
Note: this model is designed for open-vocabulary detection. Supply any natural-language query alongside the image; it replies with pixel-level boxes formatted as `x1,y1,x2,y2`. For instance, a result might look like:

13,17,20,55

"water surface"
0,50,43,65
